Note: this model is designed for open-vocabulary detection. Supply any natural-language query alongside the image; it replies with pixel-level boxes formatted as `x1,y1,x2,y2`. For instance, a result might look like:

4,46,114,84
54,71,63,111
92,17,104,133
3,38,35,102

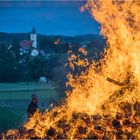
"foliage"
0,44,20,82
0,33,105,83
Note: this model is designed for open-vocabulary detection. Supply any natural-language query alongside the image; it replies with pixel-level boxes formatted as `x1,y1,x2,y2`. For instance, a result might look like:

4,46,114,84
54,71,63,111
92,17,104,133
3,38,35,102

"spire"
31,27,36,34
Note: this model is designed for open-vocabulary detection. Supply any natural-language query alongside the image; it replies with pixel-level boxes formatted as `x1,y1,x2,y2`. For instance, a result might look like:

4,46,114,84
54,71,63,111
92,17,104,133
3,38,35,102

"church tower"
30,27,37,48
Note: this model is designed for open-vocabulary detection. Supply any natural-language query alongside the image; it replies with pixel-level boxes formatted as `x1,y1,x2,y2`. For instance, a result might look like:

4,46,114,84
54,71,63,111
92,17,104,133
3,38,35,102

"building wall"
30,34,37,48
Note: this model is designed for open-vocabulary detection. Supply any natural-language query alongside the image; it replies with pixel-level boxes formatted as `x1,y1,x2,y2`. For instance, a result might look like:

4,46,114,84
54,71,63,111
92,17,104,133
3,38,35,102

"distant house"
19,27,39,57
19,40,32,54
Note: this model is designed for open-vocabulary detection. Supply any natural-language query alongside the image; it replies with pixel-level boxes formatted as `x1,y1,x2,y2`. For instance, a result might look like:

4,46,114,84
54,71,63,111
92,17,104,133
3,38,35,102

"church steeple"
31,27,36,34
30,27,37,48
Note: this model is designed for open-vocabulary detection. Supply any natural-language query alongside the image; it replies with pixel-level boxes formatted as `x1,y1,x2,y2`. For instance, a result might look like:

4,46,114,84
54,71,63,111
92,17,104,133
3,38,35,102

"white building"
30,27,39,56
19,28,39,62
30,27,37,48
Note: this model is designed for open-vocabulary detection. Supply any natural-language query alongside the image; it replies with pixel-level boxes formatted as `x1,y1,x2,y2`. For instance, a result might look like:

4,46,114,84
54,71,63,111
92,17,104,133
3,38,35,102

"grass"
0,107,25,131
0,82,55,91
0,82,62,131
0,82,59,100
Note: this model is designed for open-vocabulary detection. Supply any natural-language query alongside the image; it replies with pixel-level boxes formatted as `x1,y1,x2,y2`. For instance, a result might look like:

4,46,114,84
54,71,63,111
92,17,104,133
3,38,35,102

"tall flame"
66,0,140,116
5,0,140,139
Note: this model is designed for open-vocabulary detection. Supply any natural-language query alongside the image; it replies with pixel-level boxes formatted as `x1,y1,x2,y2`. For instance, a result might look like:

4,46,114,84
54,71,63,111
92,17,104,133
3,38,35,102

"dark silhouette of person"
27,94,39,117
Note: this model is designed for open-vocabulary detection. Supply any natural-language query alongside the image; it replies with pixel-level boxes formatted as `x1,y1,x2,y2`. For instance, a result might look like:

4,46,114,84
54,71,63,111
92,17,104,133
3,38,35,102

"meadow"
0,82,61,131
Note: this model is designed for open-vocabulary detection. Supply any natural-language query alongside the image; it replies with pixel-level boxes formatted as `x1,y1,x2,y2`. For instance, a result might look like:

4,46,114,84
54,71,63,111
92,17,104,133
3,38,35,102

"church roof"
20,40,32,49
31,27,36,34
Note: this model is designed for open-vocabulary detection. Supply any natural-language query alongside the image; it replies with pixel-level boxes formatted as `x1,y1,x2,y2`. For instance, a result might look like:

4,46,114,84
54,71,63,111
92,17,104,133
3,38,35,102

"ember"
3,0,140,139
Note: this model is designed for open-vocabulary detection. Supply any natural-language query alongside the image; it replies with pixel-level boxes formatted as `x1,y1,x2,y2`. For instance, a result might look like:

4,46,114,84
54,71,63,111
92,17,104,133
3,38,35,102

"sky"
0,1,100,36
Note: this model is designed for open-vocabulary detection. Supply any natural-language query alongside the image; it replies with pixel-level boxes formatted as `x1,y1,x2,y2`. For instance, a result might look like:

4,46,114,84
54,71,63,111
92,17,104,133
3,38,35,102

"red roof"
20,40,32,49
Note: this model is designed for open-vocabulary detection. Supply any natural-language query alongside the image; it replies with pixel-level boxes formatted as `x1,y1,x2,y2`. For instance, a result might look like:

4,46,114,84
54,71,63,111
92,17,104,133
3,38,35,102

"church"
19,27,39,57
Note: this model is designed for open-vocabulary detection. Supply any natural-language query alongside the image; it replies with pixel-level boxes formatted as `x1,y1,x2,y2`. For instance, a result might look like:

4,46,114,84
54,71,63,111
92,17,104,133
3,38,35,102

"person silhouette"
27,94,39,117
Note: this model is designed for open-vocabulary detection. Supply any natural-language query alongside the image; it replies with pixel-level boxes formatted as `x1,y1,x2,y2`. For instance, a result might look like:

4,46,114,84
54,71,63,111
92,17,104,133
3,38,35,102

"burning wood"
2,101,140,139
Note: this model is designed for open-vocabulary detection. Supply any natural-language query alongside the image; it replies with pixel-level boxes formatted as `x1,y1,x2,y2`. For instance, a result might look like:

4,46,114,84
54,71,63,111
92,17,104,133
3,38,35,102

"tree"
28,56,46,82
0,44,20,83
11,39,20,61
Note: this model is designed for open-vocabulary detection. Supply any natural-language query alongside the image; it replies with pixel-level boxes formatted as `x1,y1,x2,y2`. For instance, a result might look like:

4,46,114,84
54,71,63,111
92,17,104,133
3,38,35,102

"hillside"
0,32,105,53
0,32,106,93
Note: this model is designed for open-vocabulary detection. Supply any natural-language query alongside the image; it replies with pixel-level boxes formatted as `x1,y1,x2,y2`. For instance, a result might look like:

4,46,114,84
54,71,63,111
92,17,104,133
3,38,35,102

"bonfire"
2,0,140,139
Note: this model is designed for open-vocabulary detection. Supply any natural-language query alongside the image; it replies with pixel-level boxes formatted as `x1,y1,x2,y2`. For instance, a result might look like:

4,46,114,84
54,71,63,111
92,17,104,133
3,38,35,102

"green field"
0,82,62,131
